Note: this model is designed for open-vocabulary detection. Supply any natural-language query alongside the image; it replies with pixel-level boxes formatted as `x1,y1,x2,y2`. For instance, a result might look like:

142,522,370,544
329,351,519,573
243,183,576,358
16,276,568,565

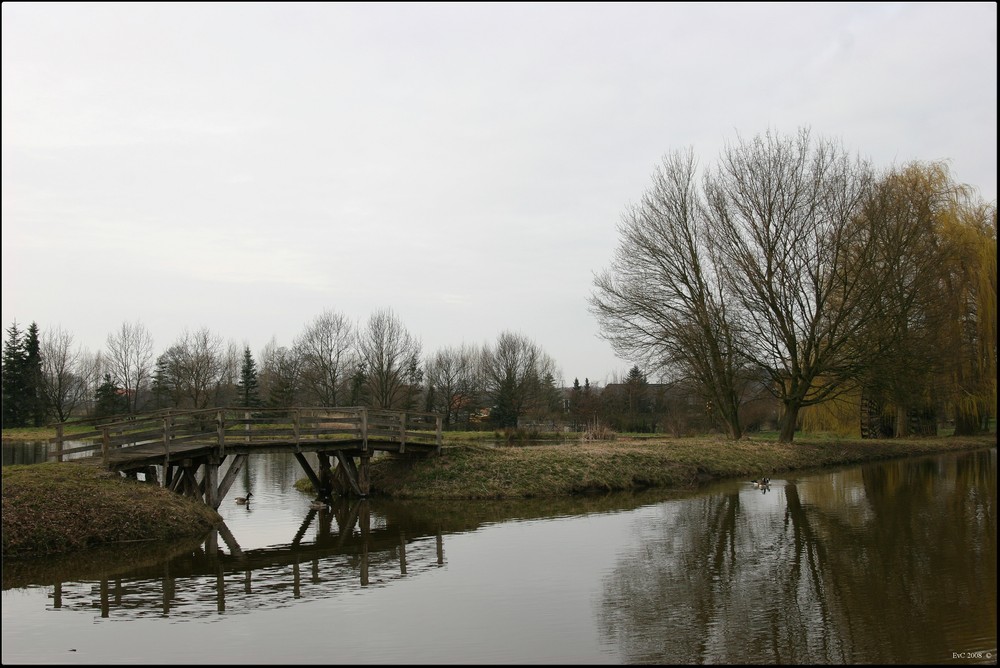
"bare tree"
425,343,483,428
591,148,748,439
294,309,357,406
156,327,226,409
357,308,422,409
258,336,302,409
40,326,88,422
105,321,154,415
77,349,106,418
703,129,878,442
216,339,242,407
480,331,556,428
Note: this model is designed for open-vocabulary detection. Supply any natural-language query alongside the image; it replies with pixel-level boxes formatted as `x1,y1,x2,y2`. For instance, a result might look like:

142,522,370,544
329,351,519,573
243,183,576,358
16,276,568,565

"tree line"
590,128,996,442
2,308,742,435
1,308,577,431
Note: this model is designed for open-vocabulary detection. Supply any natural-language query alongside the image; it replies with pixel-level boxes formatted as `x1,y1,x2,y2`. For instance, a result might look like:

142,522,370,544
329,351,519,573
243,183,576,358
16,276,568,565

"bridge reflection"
38,499,445,620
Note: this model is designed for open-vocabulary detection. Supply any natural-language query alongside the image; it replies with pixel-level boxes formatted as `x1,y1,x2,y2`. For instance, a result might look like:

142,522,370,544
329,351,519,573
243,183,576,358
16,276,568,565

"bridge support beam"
358,454,370,496
334,451,364,496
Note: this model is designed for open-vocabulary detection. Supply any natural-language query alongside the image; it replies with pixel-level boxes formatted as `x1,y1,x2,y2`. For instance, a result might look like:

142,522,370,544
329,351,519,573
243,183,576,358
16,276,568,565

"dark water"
2,446,995,664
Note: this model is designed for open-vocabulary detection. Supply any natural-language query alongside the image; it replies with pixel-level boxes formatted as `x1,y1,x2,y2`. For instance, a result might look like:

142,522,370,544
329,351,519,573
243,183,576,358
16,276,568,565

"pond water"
2,445,996,664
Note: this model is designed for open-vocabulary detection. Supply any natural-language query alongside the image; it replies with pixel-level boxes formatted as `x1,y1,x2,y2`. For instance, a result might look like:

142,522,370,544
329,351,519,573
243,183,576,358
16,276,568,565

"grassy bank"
366,434,997,499
2,461,222,558
3,430,995,559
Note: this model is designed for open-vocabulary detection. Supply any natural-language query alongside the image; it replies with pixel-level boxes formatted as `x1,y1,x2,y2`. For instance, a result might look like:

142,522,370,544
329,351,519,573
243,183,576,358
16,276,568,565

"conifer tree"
23,322,46,426
2,321,27,426
94,373,127,419
236,346,261,408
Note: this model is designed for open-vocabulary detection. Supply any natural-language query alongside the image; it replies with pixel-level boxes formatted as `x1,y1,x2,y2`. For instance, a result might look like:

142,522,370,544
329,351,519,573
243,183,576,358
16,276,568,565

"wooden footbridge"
50,407,442,508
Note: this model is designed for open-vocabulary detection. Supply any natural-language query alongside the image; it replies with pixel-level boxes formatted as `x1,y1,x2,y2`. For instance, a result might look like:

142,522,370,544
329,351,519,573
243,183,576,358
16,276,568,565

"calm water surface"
2,445,996,664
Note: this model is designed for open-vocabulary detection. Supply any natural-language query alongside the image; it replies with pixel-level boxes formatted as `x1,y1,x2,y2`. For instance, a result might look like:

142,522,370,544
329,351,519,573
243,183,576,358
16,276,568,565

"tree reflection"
598,448,996,664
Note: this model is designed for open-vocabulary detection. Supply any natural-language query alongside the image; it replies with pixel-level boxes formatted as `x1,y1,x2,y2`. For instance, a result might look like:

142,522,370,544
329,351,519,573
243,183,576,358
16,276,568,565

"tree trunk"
895,402,910,438
721,396,743,440
778,400,800,443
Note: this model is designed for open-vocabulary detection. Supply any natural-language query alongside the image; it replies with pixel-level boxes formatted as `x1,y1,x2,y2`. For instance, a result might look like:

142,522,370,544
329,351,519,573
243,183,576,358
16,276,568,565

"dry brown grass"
2,461,222,558
368,433,997,499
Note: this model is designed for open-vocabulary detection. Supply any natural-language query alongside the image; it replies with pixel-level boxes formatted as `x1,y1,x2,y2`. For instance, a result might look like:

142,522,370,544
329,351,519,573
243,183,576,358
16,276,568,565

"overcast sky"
2,2,996,386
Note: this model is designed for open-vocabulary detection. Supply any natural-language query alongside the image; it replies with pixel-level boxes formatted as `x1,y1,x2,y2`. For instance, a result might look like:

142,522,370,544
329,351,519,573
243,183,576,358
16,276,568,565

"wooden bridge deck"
51,406,442,507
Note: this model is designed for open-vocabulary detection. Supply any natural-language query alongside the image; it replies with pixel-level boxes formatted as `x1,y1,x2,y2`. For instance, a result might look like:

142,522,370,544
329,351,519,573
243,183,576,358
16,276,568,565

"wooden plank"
217,454,248,502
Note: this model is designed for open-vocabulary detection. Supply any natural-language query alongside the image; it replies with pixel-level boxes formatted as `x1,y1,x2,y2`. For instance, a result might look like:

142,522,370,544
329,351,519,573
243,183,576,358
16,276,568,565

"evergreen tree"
424,383,436,414
236,346,261,408
570,378,582,430
349,363,367,406
624,365,650,431
94,373,127,419
150,355,175,409
23,322,47,426
2,322,27,426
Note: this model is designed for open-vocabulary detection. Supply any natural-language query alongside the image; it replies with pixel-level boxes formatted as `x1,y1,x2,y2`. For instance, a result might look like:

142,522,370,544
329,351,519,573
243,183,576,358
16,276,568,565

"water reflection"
598,448,997,664
2,447,995,664
2,441,51,466
2,440,93,465
3,499,449,620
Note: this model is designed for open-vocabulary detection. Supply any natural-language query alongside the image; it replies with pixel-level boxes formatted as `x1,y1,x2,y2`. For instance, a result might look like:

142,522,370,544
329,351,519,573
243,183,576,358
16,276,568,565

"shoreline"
4,433,996,558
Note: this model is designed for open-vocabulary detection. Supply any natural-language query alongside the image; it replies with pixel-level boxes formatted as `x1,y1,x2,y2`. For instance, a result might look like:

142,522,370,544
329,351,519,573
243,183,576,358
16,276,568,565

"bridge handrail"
48,406,442,464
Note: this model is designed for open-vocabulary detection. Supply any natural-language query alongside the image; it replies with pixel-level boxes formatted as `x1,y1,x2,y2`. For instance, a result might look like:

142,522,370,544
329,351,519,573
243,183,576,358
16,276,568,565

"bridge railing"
49,406,443,464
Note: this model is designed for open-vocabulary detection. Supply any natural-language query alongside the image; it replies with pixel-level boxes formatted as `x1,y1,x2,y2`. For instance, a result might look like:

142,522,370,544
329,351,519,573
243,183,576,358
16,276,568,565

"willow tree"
936,190,997,434
844,162,955,436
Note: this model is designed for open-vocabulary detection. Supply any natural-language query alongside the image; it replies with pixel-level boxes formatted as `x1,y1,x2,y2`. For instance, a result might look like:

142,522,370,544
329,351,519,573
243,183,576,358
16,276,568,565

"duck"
235,492,253,504
309,499,329,510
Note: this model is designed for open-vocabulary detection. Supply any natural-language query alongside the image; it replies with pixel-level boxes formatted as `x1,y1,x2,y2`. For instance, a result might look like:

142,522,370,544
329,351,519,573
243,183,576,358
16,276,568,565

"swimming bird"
309,499,329,510
235,492,253,504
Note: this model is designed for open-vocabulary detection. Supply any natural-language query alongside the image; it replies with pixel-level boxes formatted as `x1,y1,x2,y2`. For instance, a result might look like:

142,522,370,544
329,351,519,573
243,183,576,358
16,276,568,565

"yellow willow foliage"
935,187,997,424
800,382,862,436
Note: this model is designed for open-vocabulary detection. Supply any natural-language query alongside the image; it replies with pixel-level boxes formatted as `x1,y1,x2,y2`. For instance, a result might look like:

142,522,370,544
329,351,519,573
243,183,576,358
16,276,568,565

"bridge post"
359,500,370,586
361,407,368,451
358,453,370,496
162,414,173,488
217,410,225,457
205,456,220,509
317,453,334,496
399,412,406,454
